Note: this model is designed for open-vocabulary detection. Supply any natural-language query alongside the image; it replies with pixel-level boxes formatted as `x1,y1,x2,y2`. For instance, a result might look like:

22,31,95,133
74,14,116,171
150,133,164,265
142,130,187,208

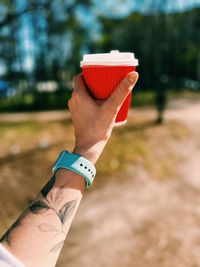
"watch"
52,150,96,189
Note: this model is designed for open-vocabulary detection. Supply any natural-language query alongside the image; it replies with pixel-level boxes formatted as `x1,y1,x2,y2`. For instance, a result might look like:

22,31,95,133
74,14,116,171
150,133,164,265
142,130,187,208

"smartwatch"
52,150,96,189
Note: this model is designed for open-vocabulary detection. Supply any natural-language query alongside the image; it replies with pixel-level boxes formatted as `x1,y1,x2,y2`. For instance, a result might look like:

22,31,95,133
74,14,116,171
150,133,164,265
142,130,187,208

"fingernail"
127,72,138,83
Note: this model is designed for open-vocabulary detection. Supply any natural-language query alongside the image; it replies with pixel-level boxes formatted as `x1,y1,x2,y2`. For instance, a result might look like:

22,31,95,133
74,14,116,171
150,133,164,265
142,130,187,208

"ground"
0,99,200,267
56,99,200,267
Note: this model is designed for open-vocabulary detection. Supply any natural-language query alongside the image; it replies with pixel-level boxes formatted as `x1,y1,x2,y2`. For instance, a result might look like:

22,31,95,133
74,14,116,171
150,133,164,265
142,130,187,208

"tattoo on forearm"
30,197,77,253
0,174,78,253
0,210,29,245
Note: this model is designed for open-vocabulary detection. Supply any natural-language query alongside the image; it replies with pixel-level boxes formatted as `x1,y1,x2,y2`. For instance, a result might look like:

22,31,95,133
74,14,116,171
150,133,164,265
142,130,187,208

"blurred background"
0,0,200,266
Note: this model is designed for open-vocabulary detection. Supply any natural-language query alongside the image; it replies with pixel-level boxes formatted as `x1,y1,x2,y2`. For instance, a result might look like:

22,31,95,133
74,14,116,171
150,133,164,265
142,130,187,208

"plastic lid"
80,50,139,67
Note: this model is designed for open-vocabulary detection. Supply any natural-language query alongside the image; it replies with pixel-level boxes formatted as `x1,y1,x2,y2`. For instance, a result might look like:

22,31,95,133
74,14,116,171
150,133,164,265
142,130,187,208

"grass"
0,120,73,159
0,114,190,179
132,90,155,107
168,89,200,101
95,118,190,187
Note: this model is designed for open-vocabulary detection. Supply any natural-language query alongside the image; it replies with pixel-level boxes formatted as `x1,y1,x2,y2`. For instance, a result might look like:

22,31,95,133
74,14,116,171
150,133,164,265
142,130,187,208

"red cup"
81,51,138,125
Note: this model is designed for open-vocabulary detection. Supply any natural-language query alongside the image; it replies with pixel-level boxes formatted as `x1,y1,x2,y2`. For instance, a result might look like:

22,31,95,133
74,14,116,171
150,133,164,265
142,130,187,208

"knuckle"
118,83,128,95
68,92,78,103
68,98,72,108
70,90,80,105
72,89,78,99
73,73,82,86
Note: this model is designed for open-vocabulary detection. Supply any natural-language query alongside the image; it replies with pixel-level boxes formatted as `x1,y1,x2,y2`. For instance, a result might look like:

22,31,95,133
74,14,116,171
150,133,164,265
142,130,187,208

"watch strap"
52,151,96,189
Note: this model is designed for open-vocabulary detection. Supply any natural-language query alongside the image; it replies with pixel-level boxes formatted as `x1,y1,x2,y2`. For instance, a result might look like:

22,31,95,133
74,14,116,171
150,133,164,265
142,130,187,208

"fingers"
105,71,138,111
69,73,93,109
69,71,138,113
73,73,91,97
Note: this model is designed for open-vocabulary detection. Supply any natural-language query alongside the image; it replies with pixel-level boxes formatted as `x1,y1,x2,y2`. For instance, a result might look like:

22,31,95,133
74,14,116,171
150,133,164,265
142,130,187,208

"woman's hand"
68,71,138,164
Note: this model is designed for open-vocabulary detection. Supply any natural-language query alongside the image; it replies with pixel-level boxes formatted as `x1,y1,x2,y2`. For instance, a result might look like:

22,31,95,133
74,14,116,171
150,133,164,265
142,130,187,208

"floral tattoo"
0,175,78,253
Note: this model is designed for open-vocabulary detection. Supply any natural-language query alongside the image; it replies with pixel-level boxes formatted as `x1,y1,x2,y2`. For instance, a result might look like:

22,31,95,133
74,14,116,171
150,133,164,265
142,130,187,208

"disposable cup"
80,50,138,125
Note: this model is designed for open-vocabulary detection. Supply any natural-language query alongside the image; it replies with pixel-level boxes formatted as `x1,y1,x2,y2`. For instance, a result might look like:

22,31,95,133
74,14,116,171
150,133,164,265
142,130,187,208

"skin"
0,71,138,267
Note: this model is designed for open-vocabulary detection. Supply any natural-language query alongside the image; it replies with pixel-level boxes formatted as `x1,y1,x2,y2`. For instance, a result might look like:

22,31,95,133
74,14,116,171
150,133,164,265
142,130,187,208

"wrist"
73,147,99,165
56,168,86,193
73,141,106,165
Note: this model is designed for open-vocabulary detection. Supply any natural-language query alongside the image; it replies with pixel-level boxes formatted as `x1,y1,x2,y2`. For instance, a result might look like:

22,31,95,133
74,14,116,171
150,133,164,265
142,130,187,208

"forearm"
0,168,86,267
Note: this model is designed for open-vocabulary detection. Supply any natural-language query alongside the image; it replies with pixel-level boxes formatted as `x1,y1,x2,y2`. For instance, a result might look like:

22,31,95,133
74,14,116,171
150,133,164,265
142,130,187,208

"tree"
96,4,200,123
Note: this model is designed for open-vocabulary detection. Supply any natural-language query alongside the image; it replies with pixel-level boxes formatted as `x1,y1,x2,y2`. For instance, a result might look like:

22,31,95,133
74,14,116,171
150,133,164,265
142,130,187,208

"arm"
0,72,138,267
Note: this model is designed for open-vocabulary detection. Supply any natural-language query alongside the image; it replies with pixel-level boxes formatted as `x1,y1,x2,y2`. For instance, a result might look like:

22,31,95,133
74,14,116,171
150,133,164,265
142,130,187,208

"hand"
68,71,139,164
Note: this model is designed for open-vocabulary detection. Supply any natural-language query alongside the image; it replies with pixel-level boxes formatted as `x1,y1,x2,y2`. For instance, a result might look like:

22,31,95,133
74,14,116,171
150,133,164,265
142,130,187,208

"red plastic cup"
80,50,139,125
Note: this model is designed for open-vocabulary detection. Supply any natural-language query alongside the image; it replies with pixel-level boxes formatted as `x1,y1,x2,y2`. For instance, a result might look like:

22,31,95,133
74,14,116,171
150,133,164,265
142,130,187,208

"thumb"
105,71,138,110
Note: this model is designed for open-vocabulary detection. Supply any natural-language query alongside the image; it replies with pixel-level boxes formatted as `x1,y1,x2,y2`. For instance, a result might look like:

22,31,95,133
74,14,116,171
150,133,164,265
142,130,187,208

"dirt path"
57,100,200,267
0,110,69,122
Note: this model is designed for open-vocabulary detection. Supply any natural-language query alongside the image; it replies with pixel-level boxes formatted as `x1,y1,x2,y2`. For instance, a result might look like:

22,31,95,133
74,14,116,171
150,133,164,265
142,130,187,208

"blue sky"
92,0,200,17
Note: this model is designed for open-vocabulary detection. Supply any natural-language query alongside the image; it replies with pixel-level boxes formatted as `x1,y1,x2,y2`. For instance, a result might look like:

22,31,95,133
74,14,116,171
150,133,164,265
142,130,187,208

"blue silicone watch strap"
52,151,96,189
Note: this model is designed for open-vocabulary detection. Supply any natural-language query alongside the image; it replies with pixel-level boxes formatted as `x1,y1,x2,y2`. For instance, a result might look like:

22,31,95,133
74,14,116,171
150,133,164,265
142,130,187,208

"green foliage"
0,90,72,112
98,9,200,89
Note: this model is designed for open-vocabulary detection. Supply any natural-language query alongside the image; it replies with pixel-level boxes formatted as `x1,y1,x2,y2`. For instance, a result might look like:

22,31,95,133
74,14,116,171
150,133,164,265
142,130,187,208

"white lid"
80,50,139,67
